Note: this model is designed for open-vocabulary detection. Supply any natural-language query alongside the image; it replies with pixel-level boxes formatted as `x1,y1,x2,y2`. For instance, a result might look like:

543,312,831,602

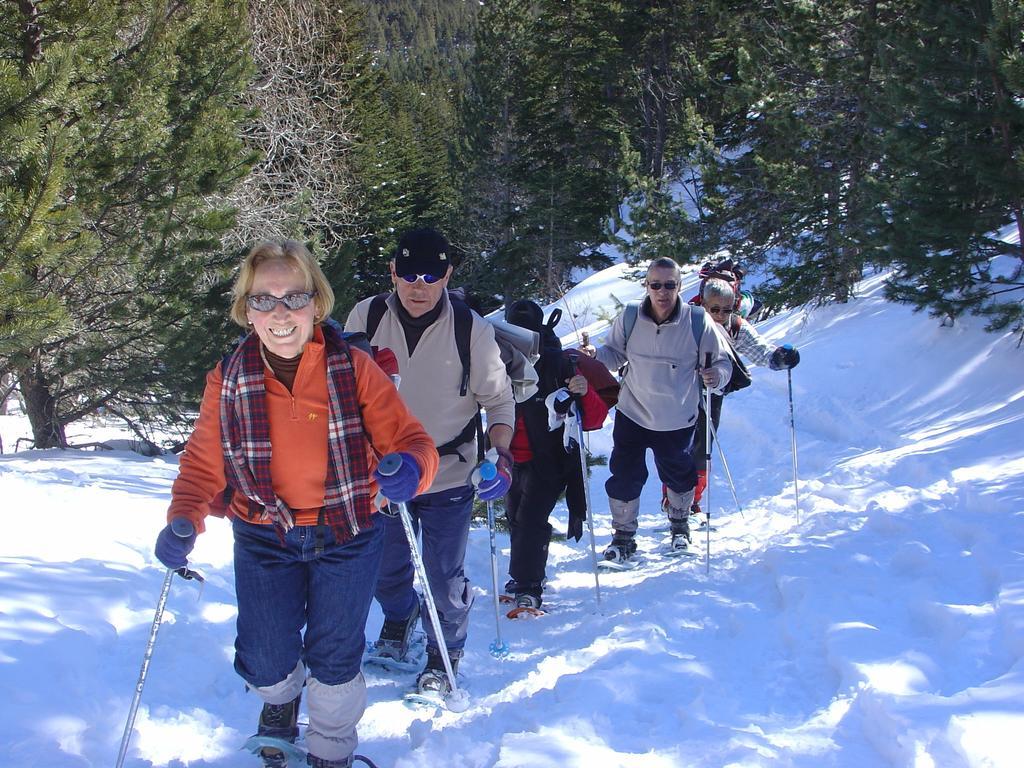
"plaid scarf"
219,322,373,543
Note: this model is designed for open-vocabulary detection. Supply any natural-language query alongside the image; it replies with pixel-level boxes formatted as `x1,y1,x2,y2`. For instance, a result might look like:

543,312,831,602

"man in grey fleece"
584,257,732,560
344,228,515,699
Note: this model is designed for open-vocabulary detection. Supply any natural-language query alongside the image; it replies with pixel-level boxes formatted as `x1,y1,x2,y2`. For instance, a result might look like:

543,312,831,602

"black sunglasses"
647,280,678,292
246,291,316,312
706,305,733,316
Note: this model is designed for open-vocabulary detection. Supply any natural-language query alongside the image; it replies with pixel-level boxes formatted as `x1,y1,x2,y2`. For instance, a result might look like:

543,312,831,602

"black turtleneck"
395,295,444,355
262,346,302,391
642,295,681,325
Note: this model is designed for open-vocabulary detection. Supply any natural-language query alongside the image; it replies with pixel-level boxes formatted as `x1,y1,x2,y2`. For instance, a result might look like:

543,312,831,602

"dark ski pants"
506,460,570,595
605,412,698,503
692,393,724,472
374,484,475,655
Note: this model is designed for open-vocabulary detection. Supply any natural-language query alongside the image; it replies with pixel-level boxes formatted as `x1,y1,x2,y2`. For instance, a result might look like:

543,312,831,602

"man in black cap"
344,227,515,700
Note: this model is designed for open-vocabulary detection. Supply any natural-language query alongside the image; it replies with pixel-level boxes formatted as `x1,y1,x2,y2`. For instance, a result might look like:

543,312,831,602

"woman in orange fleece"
153,240,438,768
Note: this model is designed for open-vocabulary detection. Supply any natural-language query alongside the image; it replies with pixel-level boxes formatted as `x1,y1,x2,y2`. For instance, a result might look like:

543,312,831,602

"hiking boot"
670,517,691,551
371,602,420,661
257,693,301,767
602,531,637,563
416,647,460,698
515,593,542,611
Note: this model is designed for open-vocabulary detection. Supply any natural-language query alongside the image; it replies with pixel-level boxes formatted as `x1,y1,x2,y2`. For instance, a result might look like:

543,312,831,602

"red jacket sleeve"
579,379,609,431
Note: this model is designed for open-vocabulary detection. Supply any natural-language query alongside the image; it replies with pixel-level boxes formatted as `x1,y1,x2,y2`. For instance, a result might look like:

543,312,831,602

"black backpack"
363,291,540,461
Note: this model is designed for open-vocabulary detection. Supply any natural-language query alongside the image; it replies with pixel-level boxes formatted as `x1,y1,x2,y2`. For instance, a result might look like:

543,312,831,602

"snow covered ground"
1,267,1022,767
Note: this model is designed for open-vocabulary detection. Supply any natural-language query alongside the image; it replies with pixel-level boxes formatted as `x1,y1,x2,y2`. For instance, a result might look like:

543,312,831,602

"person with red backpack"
687,276,800,518
502,300,612,612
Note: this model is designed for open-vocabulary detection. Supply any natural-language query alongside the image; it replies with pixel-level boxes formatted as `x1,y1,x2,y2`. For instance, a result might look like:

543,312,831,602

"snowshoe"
367,604,419,659
249,693,301,767
403,649,469,711
506,592,545,619
598,532,639,571
364,604,423,673
243,735,307,767
689,502,718,532
364,631,425,673
665,518,697,558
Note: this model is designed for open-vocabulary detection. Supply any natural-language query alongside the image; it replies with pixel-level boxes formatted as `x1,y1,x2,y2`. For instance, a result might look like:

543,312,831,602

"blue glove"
769,344,800,371
155,521,197,569
374,452,421,504
477,448,513,501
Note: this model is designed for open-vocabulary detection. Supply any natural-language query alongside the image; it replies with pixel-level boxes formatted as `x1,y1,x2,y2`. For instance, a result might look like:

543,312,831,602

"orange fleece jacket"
168,327,439,533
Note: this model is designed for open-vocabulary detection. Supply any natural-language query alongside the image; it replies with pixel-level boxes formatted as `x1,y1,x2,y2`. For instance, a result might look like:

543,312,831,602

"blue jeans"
605,412,697,502
374,485,475,654
232,517,384,688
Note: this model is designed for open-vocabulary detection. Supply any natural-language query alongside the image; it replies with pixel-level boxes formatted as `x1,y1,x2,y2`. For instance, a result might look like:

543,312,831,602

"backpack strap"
690,304,705,345
341,330,372,356
623,301,641,347
690,305,706,369
364,293,390,341
449,296,473,397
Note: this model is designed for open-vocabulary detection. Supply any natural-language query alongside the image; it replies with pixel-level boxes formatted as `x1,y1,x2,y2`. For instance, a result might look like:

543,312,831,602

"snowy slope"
1,268,1022,768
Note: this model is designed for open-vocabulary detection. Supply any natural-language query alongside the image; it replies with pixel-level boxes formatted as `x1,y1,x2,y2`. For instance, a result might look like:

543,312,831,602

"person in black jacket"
503,300,609,611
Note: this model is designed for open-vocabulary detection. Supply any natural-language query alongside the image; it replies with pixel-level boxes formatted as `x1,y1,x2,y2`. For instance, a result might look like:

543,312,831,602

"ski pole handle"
167,517,203,582
377,452,404,478
704,351,711,370
470,460,498,488
374,452,406,514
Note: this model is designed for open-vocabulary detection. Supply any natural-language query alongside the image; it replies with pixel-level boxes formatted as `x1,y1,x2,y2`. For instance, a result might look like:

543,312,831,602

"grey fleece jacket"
595,299,732,432
345,291,515,493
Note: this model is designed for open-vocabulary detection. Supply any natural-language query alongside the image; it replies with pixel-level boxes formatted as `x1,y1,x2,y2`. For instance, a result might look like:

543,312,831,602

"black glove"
769,344,800,371
552,388,574,415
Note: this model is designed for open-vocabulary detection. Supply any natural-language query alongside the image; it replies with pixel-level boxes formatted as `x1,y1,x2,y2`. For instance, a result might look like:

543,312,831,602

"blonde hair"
229,240,335,327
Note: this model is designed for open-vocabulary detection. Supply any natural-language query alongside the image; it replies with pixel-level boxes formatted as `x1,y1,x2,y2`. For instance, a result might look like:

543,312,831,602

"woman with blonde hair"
154,240,438,768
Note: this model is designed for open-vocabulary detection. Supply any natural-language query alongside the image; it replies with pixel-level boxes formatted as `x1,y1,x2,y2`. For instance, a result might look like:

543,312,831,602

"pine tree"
460,0,628,303
455,0,533,303
612,0,723,268
878,0,1024,331
703,0,896,307
342,0,477,309
0,0,252,448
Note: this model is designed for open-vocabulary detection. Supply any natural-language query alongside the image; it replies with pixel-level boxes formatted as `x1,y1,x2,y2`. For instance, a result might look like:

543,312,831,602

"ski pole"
474,462,510,657
704,353,713,575
117,518,203,768
567,353,602,610
707,418,745,519
376,453,467,709
787,368,800,523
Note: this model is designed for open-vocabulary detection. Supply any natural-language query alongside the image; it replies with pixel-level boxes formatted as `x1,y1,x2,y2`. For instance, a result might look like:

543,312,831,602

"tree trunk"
17,362,66,449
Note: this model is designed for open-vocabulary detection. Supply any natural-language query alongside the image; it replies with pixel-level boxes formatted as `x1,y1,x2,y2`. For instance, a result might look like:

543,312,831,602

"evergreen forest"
2,0,1022,448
